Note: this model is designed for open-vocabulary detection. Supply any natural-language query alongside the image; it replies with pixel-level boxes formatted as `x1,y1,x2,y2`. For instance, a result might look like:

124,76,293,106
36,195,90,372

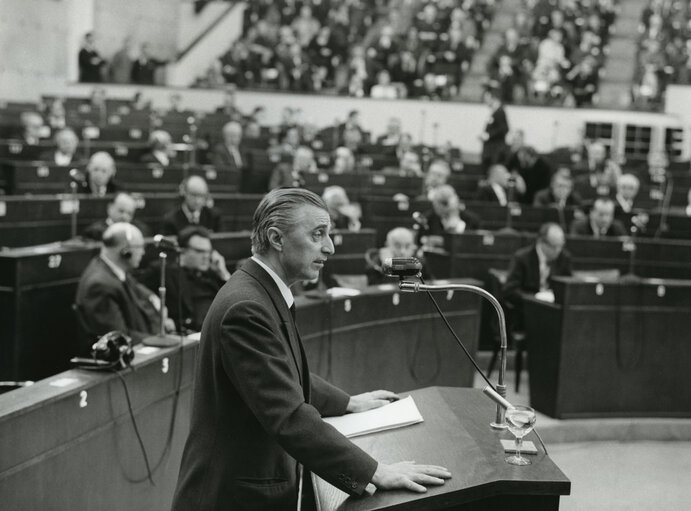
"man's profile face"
183,235,212,272
88,160,113,187
425,163,449,188
278,205,334,284
123,230,145,269
591,202,614,231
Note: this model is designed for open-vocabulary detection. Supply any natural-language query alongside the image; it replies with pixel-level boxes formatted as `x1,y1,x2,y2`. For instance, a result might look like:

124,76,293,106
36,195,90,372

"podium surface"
314,387,570,511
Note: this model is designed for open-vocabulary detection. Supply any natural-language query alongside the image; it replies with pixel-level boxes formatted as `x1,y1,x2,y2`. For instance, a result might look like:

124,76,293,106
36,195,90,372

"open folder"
323,395,424,438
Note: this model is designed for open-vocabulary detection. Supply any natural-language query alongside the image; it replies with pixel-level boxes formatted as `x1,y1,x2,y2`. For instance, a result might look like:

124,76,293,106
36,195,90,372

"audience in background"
78,32,106,83
503,222,572,321
141,130,175,167
269,145,315,190
573,141,622,196
509,146,552,205
418,184,480,251
162,176,221,235
42,128,80,166
82,192,149,241
75,223,174,348
212,121,245,172
110,36,135,84
477,164,526,206
480,88,509,169
139,226,230,332
421,159,451,200
19,111,45,145
322,186,361,231
533,170,583,209
615,173,641,213
570,197,627,237
366,227,432,285
81,152,119,196
131,43,167,85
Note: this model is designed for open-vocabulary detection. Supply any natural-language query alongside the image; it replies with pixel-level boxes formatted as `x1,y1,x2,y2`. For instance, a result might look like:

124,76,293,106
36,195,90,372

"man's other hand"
372,461,451,493
346,390,400,413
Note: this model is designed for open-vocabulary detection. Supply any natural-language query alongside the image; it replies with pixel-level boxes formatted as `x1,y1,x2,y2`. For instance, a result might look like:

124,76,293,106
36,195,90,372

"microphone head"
412,211,429,230
382,257,423,277
153,234,179,249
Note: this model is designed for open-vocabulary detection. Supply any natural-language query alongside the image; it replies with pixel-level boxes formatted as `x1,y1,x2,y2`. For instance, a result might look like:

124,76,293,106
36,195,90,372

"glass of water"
505,405,537,466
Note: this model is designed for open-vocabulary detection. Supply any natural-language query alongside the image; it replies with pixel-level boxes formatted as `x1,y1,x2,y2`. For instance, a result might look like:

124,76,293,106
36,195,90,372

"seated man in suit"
79,151,119,196
162,175,221,235
417,184,480,251
420,159,451,200
75,223,174,350
509,146,552,205
82,192,149,241
41,127,80,166
322,185,361,231
211,121,245,172
139,226,230,332
570,197,627,237
503,222,572,320
171,188,450,510
533,169,583,208
141,129,174,167
573,141,621,197
268,145,316,190
614,173,641,214
476,164,525,205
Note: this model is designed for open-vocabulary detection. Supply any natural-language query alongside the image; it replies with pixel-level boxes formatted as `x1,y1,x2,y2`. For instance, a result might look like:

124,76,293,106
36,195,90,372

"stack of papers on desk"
324,395,424,438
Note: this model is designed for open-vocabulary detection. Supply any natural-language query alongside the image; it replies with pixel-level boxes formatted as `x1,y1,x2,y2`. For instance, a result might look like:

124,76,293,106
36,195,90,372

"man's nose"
323,236,335,255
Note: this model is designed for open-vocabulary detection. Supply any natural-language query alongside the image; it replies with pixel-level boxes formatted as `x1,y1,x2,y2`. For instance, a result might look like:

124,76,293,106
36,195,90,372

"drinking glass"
505,405,537,466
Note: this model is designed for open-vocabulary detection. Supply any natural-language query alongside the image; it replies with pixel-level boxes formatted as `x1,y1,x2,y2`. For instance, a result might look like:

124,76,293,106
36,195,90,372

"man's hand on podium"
346,390,400,413
371,461,451,493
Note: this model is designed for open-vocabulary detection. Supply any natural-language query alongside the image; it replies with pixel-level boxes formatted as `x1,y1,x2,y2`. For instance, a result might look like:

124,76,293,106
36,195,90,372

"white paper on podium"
323,395,424,438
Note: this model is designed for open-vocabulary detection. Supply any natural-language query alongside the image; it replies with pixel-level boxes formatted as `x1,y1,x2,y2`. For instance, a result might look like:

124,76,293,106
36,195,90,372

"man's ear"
267,227,283,252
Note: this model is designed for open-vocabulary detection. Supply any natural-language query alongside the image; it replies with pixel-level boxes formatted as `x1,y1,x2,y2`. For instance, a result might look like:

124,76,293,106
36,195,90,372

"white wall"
177,1,234,52
167,2,245,87
62,83,691,159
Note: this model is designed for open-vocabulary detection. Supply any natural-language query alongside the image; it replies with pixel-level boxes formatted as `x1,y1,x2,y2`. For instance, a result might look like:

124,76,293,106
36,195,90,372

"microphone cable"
418,276,549,455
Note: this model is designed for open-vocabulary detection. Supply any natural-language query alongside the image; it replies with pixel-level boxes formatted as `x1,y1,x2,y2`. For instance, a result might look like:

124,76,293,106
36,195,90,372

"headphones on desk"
71,331,134,370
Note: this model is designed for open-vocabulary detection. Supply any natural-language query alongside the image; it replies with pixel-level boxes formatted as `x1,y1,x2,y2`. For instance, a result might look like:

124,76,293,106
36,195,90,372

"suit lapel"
241,260,305,388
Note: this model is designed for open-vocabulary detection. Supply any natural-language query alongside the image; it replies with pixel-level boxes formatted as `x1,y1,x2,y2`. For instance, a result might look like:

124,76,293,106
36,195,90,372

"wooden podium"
313,387,570,511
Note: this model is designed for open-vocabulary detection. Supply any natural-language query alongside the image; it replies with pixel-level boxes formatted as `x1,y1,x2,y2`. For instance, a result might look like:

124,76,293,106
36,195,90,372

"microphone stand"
69,180,79,239
143,251,179,347
654,173,673,238
397,279,509,429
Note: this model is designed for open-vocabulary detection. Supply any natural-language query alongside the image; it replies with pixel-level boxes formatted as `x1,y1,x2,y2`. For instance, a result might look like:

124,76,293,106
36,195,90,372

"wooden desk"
314,387,571,510
298,280,482,394
0,242,99,381
524,277,691,418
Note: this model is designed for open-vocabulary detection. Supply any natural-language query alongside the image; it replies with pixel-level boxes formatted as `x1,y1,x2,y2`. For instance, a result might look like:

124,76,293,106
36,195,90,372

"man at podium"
172,188,451,511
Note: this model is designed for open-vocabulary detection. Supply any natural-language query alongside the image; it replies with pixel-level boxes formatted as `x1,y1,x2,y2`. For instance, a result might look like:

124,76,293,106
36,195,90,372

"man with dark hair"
82,192,149,241
570,197,627,237
509,146,552,205
172,188,451,511
139,226,230,332
162,176,221,235
78,32,106,83
75,223,173,349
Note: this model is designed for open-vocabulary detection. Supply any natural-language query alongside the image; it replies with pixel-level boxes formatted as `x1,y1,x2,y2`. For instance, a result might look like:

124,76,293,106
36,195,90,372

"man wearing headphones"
162,175,221,235
75,222,174,350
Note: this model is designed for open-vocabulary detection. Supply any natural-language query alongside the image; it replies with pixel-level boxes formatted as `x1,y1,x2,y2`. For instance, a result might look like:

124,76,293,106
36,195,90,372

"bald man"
75,223,172,349
162,176,221,235
82,192,150,241
41,128,80,166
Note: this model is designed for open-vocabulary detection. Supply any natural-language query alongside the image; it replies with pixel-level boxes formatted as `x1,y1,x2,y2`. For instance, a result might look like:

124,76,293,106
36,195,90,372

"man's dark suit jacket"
171,259,377,511
137,263,224,332
75,257,160,349
503,244,573,310
161,206,221,236
569,217,627,237
211,143,245,172
140,152,171,167
476,183,507,204
482,105,509,167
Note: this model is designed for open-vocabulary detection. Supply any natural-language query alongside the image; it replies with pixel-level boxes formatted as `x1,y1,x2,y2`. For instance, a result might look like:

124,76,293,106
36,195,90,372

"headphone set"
71,331,134,370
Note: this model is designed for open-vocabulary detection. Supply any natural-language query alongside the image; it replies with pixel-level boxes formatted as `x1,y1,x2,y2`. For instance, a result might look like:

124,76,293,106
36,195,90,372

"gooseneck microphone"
153,234,181,252
382,257,423,277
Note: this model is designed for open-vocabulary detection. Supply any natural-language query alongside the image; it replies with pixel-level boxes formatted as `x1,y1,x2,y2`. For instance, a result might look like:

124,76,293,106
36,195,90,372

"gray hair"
251,188,327,255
